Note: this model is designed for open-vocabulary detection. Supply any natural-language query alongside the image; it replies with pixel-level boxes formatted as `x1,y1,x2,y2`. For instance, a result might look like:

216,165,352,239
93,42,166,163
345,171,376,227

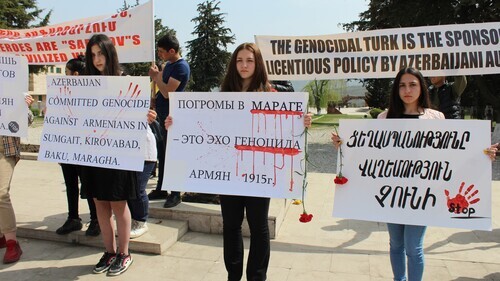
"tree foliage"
0,0,52,73
303,80,342,114
186,0,235,91
344,0,500,120
119,1,175,76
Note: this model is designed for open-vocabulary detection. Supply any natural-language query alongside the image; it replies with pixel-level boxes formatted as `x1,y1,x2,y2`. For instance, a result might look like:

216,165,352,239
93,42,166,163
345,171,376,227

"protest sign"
333,119,492,230
0,54,29,137
38,76,150,171
0,1,153,64
164,92,309,198
256,22,500,80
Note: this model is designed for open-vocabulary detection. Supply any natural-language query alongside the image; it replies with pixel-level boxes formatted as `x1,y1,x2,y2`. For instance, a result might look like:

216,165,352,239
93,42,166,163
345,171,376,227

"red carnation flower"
334,175,348,185
299,212,313,223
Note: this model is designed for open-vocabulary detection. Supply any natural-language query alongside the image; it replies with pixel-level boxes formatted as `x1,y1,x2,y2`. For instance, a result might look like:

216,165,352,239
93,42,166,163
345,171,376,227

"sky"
36,0,369,52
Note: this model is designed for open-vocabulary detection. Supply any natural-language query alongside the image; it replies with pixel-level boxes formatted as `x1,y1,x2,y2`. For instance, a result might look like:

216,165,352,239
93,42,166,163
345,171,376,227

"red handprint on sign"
445,182,480,214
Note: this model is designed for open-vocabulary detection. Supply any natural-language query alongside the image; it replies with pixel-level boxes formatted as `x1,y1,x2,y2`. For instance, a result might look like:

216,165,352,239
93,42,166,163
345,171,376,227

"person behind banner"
428,75,467,119
165,42,312,281
56,55,101,237
148,34,190,208
270,80,294,92
127,109,158,239
0,94,34,264
80,34,136,276
331,67,497,281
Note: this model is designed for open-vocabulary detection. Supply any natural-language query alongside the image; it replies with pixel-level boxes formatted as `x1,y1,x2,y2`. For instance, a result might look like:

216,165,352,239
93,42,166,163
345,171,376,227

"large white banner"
0,1,153,65
164,92,309,198
333,119,492,231
0,54,29,137
256,22,500,80
38,76,150,171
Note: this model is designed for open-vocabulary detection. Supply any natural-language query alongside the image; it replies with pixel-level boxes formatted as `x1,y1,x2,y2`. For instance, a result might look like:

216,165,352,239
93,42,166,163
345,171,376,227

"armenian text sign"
333,119,492,230
0,1,153,64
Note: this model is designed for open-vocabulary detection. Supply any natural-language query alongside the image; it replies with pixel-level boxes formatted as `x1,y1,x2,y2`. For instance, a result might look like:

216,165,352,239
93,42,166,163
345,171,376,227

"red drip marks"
250,109,303,116
234,145,301,156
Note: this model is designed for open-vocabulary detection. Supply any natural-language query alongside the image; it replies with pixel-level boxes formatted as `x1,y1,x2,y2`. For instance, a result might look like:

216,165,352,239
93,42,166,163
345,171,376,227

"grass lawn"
312,114,371,127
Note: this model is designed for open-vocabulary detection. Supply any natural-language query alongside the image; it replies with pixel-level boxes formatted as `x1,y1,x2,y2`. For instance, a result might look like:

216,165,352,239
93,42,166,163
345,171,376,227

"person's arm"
451,76,467,97
149,67,181,99
25,94,34,126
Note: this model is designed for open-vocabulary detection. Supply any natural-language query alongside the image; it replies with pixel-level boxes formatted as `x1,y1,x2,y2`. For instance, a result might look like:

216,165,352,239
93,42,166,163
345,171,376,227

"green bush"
369,108,383,118
31,108,40,117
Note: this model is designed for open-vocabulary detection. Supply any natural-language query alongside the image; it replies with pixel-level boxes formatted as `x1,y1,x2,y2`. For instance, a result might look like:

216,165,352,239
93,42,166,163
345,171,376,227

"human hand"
164,115,173,130
303,113,312,128
147,109,157,124
24,94,34,107
148,65,160,80
483,143,498,161
331,132,342,149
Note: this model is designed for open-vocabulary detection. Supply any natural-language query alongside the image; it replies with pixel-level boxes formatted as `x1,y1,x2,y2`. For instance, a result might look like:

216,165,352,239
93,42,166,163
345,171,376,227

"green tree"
119,1,176,76
0,0,52,73
364,78,390,109
303,80,342,114
344,0,500,121
186,0,235,91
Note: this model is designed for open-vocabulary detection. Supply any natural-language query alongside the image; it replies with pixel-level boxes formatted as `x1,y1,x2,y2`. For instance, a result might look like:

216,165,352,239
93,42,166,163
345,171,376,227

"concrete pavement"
0,157,500,280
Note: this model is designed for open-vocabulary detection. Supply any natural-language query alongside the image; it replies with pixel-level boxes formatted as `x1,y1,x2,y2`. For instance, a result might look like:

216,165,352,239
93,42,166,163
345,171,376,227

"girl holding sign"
166,42,312,281
80,34,136,276
332,67,498,281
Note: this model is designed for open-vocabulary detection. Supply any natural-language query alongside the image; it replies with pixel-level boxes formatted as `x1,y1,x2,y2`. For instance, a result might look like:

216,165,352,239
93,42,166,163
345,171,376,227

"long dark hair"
84,34,121,76
386,67,431,118
66,55,85,74
220,42,270,92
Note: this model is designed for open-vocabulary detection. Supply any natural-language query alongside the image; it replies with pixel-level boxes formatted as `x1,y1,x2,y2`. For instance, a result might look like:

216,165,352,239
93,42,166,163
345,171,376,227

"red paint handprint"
445,182,480,214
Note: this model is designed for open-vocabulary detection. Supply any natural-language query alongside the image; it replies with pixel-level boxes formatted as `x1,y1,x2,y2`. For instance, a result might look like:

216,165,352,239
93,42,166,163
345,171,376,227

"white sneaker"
130,220,148,239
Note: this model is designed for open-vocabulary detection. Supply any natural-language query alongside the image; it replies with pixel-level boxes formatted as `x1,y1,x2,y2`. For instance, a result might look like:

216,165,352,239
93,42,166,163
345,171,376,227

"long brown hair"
386,67,431,118
220,42,270,92
84,34,121,76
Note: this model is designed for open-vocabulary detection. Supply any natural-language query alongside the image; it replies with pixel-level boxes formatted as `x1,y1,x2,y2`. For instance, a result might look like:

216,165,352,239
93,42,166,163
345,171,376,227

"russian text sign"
0,54,29,137
164,92,309,198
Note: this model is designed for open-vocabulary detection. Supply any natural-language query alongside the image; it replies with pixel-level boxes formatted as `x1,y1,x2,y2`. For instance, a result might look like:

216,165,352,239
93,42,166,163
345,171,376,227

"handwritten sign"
38,76,150,171
255,22,500,80
0,54,29,137
164,92,309,198
0,1,153,65
333,119,492,231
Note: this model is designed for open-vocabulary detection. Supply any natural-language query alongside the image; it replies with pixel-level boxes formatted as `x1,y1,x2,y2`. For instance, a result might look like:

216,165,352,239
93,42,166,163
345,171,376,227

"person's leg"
94,200,116,253
245,197,270,281
61,164,80,219
387,223,407,281
129,162,155,222
404,225,426,281
57,164,83,235
0,153,22,263
220,195,245,281
111,201,131,255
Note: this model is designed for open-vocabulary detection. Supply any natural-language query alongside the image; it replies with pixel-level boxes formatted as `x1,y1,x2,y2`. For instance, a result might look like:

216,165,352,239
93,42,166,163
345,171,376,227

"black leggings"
61,164,97,220
220,195,270,281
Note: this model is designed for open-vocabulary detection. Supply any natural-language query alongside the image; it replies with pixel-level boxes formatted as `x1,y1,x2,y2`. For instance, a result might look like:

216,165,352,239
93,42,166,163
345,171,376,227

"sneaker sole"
106,259,133,276
93,265,111,274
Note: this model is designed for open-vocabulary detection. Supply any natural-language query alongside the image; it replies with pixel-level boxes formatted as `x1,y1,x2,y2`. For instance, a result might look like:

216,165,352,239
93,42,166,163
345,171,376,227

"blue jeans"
387,223,426,281
128,162,155,222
